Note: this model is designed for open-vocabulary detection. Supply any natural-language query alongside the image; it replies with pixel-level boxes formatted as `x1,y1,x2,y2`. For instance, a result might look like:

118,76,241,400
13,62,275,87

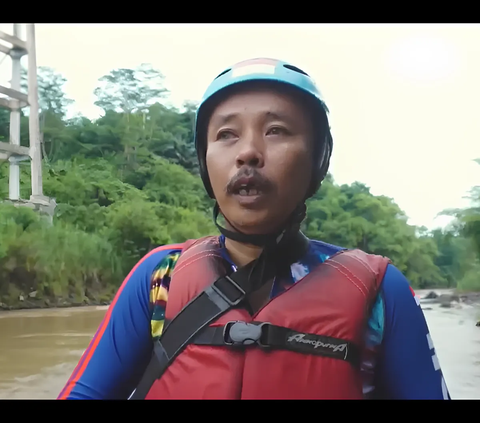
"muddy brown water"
0,290,478,399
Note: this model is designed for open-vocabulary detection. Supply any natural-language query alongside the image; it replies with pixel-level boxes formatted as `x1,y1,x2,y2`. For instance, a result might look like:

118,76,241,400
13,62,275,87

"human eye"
217,130,237,141
266,126,290,136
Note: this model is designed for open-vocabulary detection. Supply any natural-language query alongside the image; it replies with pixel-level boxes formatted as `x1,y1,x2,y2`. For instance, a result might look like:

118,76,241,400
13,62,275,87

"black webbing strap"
129,234,309,400
192,321,361,367
130,259,274,399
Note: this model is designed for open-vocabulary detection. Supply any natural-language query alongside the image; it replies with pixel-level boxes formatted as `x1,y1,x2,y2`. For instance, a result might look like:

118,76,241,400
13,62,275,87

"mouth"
234,184,261,197
228,176,269,205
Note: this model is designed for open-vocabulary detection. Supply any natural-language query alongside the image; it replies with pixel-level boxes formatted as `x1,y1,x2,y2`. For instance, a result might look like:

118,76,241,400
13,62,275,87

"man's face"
205,85,314,235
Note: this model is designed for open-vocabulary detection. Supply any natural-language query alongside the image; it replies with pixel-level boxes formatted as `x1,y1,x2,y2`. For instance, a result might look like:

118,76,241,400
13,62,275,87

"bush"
0,203,122,302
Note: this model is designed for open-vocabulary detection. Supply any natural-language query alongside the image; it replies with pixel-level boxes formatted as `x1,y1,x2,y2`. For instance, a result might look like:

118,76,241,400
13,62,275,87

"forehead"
208,84,309,126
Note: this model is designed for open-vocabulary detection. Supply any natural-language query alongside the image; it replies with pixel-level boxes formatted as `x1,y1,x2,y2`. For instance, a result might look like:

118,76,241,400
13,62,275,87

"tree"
93,64,169,169
93,63,168,114
2,61,480,310
20,66,74,118
441,158,480,256
20,66,74,161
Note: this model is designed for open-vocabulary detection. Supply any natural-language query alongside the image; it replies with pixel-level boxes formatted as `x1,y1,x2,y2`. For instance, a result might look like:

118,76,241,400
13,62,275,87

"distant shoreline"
1,288,480,313
0,296,113,312
419,290,480,306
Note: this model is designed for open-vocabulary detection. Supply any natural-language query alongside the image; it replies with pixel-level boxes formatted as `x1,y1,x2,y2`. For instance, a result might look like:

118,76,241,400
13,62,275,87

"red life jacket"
145,236,390,399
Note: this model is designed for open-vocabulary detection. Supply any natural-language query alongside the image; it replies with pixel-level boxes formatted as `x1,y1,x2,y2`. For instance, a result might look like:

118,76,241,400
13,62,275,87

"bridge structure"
0,23,55,218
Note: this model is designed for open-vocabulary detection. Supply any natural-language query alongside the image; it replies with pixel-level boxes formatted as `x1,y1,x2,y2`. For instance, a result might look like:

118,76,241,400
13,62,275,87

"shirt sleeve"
376,264,451,399
57,244,183,400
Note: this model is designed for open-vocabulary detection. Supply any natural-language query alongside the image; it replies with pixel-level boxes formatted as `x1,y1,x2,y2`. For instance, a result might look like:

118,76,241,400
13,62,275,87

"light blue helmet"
194,58,332,199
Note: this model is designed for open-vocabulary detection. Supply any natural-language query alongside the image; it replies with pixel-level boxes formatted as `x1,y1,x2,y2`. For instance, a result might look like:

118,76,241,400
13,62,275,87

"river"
0,292,479,399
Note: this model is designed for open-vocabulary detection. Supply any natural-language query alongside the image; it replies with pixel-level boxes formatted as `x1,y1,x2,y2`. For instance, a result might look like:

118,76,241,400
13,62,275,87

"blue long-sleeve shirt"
58,237,450,399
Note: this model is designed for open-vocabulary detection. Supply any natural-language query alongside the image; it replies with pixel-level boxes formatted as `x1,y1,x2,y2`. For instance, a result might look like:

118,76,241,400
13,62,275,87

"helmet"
194,57,333,200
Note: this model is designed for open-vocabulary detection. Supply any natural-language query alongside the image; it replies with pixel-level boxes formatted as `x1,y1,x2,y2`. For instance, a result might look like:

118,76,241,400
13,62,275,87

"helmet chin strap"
212,202,306,248
212,202,308,293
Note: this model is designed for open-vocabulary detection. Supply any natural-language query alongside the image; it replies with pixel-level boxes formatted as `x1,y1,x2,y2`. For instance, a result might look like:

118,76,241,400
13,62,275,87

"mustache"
226,168,274,194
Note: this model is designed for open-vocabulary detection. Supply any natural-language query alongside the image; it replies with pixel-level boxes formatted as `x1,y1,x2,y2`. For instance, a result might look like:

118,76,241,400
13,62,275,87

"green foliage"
93,64,168,114
304,179,447,288
437,160,480,291
0,204,121,303
0,64,479,307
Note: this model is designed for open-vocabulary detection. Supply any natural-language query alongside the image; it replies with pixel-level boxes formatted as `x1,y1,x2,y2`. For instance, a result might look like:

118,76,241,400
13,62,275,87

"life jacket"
144,235,390,399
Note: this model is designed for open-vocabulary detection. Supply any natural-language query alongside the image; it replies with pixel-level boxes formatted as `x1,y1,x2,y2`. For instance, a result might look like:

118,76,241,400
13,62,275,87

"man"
58,58,450,400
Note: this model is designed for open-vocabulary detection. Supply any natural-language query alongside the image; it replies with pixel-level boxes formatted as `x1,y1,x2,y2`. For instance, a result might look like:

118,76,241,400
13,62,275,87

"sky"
0,23,479,230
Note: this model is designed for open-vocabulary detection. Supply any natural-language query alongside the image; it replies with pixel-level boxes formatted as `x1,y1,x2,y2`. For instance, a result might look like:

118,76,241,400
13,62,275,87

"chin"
228,209,281,235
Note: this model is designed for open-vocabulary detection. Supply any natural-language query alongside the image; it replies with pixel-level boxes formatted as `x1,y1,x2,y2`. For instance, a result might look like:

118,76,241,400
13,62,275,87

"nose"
235,131,265,169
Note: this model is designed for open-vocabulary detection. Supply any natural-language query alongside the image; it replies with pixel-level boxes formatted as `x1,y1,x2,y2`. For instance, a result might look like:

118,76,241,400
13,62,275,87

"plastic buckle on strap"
223,321,270,347
211,275,246,306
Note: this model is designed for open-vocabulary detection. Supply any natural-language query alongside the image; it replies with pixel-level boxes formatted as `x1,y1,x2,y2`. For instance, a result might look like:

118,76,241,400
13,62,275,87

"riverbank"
420,290,480,308
1,286,479,313
0,289,114,311
417,289,480,324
